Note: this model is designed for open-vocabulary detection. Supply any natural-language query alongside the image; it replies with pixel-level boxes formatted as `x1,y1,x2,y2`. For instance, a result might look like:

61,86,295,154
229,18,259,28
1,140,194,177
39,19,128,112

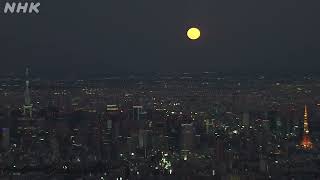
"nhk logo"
3,2,40,14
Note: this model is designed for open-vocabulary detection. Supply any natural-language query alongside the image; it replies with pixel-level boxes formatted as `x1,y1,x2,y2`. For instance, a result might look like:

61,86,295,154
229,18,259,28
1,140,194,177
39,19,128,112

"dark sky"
1,0,320,76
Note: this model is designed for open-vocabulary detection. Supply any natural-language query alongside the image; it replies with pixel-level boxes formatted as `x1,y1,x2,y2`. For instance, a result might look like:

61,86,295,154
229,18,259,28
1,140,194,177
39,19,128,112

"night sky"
1,0,320,77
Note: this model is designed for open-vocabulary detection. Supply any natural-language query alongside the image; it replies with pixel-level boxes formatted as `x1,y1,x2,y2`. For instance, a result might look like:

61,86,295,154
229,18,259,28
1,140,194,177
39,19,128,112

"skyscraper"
300,105,313,150
0,128,10,151
133,106,143,122
180,123,194,151
23,68,32,118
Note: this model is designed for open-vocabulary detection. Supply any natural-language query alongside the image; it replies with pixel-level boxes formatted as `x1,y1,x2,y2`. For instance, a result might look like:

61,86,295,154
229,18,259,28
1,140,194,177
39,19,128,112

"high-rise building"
0,128,10,151
23,68,32,118
204,119,214,135
101,104,121,160
180,123,194,151
267,110,284,136
300,105,313,150
133,106,143,121
242,112,250,128
132,106,147,147
215,136,225,162
17,68,43,151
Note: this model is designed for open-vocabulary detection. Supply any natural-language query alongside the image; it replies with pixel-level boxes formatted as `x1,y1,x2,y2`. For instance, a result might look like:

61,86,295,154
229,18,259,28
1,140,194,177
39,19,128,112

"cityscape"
1,0,320,179
0,69,320,179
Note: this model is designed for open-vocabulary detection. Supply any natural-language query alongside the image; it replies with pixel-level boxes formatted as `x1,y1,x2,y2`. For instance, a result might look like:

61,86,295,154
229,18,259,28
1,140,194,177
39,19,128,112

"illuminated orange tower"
300,105,313,150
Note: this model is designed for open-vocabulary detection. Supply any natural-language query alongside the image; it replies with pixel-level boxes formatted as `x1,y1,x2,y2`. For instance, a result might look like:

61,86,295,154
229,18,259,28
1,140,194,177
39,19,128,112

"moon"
187,27,201,40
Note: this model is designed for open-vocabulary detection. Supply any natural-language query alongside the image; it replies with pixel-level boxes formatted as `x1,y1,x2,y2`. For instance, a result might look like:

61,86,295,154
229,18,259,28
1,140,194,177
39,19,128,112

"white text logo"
4,2,40,14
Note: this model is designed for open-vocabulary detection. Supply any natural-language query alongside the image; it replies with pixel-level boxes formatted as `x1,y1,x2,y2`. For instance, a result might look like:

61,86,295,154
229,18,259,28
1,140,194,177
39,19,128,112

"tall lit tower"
23,68,32,118
300,105,313,150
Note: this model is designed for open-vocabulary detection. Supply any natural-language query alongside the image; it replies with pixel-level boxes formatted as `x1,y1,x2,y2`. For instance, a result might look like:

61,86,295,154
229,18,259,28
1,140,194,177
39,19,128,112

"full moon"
187,27,201,40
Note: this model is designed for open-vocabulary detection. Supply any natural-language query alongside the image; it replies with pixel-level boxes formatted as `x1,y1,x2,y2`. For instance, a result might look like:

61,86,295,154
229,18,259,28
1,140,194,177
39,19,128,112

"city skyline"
1,0,320,179
0,67,320,179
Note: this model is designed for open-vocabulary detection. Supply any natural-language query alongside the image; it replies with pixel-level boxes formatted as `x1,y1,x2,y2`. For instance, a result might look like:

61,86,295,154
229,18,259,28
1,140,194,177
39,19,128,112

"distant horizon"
1,67,320,80
2,60,320,78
